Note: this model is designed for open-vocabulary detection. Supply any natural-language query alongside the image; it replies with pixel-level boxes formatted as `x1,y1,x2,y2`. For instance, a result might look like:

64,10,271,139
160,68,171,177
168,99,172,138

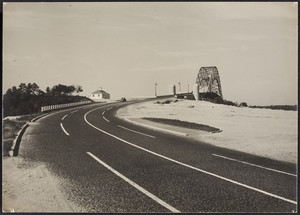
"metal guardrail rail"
41,100,92,112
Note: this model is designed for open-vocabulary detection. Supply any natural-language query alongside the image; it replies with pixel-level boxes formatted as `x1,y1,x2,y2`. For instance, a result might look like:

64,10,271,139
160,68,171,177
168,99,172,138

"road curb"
30,113,50,122
123,117,189,137
8,110,65,157
9,113,52,156
8,103,101,157
9,123,29,157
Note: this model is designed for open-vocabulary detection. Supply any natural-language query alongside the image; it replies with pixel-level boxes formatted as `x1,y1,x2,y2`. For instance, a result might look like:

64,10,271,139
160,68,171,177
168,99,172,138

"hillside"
117,99,297,163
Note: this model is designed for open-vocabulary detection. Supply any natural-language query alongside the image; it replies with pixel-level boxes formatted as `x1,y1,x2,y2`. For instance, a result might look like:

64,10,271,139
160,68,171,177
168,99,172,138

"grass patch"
155,99,181,105
2,113,41,157
143,117,221,133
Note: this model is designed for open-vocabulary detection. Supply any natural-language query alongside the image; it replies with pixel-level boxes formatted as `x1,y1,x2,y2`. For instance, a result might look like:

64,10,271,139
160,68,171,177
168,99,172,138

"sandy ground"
2,156,85,213
117,99,298,164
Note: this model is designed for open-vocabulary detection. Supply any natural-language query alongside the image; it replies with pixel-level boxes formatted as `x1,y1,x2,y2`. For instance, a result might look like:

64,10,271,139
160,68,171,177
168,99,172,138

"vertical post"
193,84,199,101
155,83,158,97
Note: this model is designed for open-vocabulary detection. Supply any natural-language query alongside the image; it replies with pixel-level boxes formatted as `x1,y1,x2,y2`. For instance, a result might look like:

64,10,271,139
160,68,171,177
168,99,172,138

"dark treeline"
200,93,297,111
249,105,297,111
3,83,89,117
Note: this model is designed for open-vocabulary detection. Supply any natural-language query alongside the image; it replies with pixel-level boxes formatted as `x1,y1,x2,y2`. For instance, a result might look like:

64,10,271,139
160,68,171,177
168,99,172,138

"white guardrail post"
41,100,92,112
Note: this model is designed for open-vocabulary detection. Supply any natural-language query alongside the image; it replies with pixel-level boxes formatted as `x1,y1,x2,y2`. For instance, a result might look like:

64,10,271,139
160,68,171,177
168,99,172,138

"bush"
223,100,237,106
240,102,248,107
213,96,224,104
162,100,172,104
250,105,297,111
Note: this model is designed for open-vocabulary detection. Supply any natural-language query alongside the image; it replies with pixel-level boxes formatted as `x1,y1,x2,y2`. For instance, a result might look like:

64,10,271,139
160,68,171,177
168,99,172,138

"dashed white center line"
60,123,70,136
103,116,110,122
84,107,297,205
102,111,106,116
87,152,180,213
62,114,68,120
71,109,79,113
118,125,156,138
212,154,296,177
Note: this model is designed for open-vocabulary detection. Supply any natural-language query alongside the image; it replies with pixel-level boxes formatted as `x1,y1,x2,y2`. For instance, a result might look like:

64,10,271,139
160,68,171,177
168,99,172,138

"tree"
18,83,27,94
51,84,68,96
46,86,51,94
26,83,40,95
75,85,83,95
3,82,87,116
67,85,76,95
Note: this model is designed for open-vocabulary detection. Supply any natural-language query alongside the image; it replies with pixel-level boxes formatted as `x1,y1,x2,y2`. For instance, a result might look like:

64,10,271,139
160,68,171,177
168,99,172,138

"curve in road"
17,101,297,212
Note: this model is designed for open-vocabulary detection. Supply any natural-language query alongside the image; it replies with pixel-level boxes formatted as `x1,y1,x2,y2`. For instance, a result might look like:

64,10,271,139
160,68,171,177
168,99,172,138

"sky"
3,2,298,105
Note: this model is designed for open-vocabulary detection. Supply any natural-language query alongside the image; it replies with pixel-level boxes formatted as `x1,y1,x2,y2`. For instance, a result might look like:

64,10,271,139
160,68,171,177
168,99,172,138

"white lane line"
118,125,156,139
71,109,79,113
84,107,297,205
212,154,296,177
107,107,113,110
102,111,106,116
60,123,70,136
62,114,68,121
87,152,180,213
103,116,110,122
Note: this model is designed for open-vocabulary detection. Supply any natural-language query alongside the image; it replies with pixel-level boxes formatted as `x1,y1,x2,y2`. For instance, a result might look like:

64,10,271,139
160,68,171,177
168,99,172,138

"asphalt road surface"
19,101,297,212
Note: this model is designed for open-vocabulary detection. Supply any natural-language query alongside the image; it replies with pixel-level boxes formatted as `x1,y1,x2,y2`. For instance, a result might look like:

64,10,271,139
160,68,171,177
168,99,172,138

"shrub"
240,102,248,107
162,100,172,104
213,96,224,104
223,100,237,106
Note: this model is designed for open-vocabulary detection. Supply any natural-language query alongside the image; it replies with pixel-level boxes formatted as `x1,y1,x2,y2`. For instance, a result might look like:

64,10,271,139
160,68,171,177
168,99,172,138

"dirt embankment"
117,99,297,164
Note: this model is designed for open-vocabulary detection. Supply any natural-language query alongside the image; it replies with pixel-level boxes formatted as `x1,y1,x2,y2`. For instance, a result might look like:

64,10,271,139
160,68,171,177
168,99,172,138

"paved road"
20,101,297,212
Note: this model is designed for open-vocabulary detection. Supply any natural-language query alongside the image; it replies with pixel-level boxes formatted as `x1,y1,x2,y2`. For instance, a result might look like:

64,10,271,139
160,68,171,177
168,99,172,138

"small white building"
90,89,110,101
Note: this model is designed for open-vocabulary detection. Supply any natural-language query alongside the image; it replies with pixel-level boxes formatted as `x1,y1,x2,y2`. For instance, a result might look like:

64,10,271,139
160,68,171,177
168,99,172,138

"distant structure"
168,85,176,95
90,88,110,101
194,66,223,100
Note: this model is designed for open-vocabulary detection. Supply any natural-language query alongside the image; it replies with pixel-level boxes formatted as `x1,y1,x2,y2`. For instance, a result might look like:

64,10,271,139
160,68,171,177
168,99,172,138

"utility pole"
155,83,158,97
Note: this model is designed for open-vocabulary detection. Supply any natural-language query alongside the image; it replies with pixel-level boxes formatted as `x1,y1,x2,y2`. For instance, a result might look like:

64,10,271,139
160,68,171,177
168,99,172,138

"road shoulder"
2,152,84,212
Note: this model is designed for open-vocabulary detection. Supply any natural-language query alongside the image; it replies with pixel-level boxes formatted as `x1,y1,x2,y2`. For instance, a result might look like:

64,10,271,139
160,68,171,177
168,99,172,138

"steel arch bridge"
195,66,223,98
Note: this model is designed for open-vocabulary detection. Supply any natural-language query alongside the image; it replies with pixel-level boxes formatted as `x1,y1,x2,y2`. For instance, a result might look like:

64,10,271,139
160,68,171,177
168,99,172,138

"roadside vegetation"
208,93,297,111
249,105,297,111
172,92,297,111
2,83,91,156
2,114,40,156
156,94,297,112
3,83,90,117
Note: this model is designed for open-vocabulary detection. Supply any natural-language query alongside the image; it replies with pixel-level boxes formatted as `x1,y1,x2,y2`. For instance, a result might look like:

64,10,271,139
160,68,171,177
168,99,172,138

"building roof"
91,89,110,95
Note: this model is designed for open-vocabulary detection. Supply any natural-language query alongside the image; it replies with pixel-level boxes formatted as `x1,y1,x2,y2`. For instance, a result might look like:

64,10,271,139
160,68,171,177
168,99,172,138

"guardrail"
41,100,92,112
